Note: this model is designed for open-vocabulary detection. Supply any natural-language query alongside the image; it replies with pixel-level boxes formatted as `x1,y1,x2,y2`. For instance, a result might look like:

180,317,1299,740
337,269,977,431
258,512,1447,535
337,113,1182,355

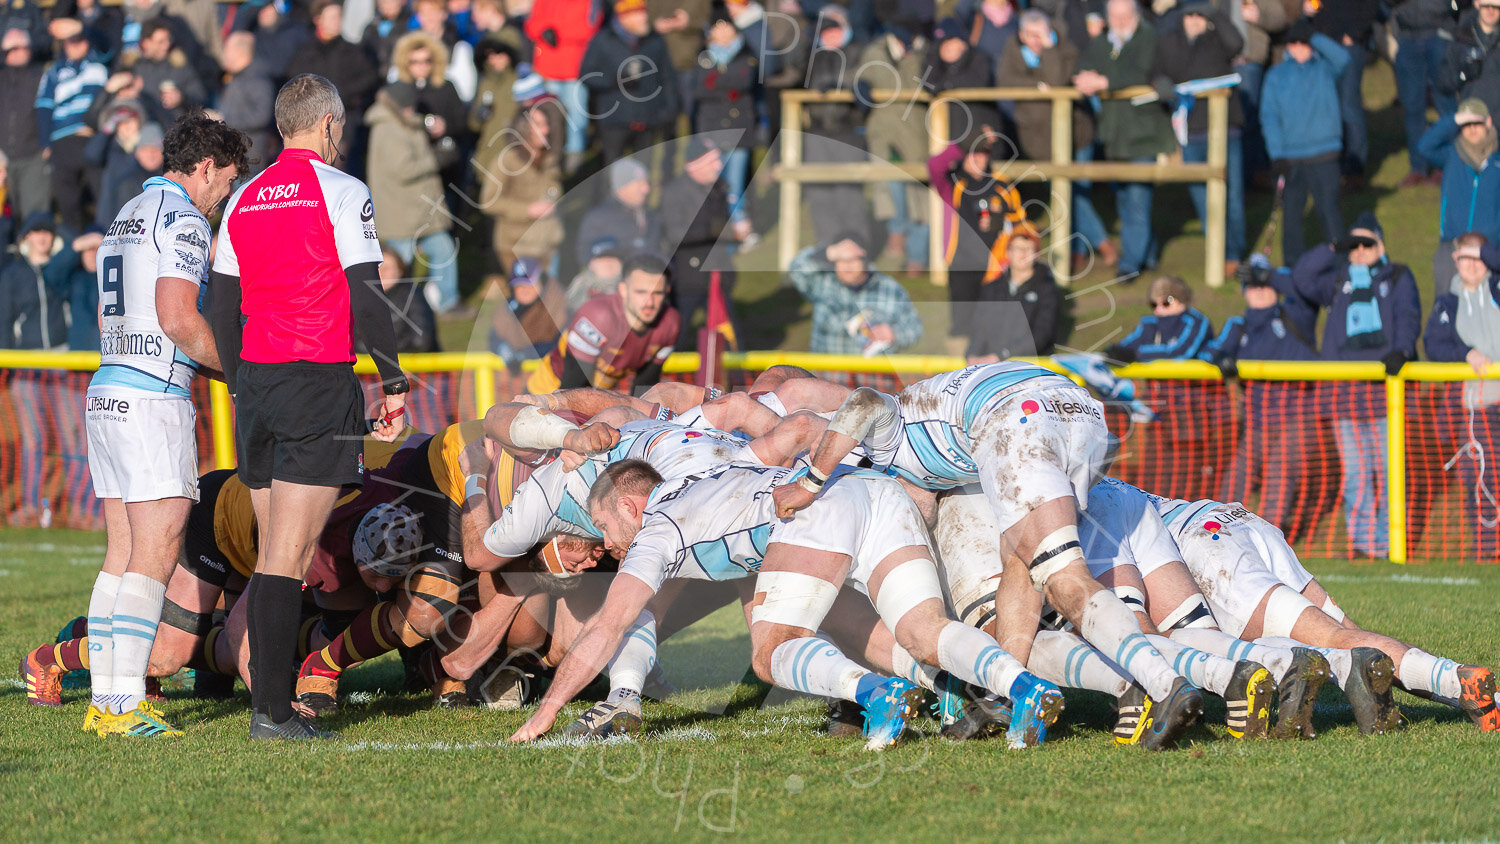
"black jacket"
1392,0,1459,39
0,250,69,350
967,264,1062,358
285,37,379,126
693,43,759,146
1441,9,1500,115
1153,7,1244,134
922,42,1000,142
579,24,681,129
803,40,864,136
575,196,663,266
0,62,45,159
660,173,733,295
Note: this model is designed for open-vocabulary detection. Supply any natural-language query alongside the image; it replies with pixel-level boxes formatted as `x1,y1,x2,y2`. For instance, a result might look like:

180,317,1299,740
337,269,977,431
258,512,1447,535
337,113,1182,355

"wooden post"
1049,90,1073,285
1205,90,1228,289
778,94,804,274
927,97,949,288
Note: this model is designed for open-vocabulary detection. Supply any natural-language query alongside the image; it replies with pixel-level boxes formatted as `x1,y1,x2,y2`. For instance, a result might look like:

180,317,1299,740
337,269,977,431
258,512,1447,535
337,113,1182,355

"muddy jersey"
484,420,750,555
90,177,212,398
213,148,383,365
618,463,793,592
860,362,1083,488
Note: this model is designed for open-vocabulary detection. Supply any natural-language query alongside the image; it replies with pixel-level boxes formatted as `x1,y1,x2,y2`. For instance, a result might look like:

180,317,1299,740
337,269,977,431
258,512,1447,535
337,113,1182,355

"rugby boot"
472,663,531,711
55,616,90,690
1345,647,1400,735
145,676,165,702
1117,678,1203,750
20,647,62,706
1006,673,1065,749
295,654,340,716
642,662,679,701
1271,648,1329,740
942,694,1012,742
930,671,969,729
250,711,339,741
1224,660,1272,739
1457,665,1500,731
860,677,923,751
82,704,112,733
565,692,644,738
1113,684,1147,744
432,674,472,709
825,698,865,739
101,701,184,738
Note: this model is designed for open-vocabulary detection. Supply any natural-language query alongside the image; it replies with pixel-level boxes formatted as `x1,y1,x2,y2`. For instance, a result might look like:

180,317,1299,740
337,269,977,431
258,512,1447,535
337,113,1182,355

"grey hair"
1019,9,1051,31
275,73,345,138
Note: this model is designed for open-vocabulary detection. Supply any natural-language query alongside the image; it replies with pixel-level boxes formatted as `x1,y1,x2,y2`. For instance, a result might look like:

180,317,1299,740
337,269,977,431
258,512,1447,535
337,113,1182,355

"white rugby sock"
1147,634,1234,696
86,571,122,711
1256,637,1354,689
109,572,167,713
889,644,939,691
1078,590,1180,700
1395,647,1462,699
1169,627,1295,684
769,636,871,702
1025,630,1131,697
606,612,657,696
934,622,1026,699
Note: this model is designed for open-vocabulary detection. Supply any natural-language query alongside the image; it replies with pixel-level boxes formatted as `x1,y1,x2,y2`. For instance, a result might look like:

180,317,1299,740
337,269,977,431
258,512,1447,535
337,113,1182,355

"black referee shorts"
235,361,365,490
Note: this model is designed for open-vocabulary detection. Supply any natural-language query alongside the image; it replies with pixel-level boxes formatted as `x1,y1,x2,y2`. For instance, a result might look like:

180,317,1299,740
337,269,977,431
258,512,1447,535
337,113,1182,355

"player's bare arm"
773,388,894,516
157,275,221,373
510,572,655,742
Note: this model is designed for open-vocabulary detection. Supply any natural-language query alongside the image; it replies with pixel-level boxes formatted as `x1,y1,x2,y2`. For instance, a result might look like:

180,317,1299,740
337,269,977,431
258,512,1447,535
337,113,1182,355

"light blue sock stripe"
113,614,159,629
1115,635,1151,671
1064,645,1086,688
87,616,112,625
1226,640,1248,661
973,646,1002,686
789,639,821,694
112,628,157,641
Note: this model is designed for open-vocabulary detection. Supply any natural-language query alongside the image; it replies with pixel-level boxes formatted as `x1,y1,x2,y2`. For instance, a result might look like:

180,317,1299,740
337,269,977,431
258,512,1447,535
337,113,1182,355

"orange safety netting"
4,363,1496,563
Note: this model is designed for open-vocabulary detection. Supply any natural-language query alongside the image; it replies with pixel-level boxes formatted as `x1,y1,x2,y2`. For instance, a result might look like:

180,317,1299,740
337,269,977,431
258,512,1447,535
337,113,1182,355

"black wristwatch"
382,376,410,396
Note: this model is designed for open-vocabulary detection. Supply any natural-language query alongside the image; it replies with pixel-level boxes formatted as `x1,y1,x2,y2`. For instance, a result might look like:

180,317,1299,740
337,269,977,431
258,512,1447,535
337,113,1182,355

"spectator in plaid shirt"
788,233,922,356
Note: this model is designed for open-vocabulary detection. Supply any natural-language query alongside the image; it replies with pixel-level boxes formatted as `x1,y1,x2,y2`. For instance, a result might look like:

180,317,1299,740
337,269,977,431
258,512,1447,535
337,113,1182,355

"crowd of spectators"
0,0,1496,366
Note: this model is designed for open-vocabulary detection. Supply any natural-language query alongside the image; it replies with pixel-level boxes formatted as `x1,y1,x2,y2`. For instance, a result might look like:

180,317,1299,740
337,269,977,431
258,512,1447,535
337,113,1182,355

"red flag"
705,270,736,349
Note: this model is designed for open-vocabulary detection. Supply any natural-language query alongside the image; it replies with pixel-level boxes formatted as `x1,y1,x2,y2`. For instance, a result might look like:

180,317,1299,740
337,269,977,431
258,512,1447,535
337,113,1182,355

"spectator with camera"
1441,0,1500,127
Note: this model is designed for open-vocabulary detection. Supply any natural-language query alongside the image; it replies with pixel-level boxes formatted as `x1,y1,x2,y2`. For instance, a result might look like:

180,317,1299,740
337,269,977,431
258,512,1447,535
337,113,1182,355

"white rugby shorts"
1174,512,1313,637
969,385,1110,534
770,472,931,593
86,393,199,502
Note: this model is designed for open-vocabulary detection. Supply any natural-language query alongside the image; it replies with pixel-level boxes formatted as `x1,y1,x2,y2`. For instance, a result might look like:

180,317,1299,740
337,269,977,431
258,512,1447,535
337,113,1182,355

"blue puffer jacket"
1260,33,1348,162
1417,117,1500,241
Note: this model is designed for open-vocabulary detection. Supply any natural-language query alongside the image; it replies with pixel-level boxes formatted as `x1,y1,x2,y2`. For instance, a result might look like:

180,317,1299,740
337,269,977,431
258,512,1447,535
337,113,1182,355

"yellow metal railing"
7,351,1498,562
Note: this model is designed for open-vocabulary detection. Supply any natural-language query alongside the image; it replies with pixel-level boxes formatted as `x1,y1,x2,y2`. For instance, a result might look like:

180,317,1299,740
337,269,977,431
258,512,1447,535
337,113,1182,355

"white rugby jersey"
90,177,212,398
861,362,1082,488
618,463,792,592
484,420,751,556
1079,477,1186,575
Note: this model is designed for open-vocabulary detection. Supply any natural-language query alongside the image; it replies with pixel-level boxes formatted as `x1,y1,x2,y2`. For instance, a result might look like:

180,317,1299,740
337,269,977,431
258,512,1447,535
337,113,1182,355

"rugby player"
510,460,1063,750
775,363,1203,747
525,253,680,395
77,113,248,737
294,413,617,710
1150,489,1500,734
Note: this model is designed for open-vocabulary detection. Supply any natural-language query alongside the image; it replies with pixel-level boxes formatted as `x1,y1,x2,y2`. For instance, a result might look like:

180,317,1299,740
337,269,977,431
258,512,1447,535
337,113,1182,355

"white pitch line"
1317,573,1482,587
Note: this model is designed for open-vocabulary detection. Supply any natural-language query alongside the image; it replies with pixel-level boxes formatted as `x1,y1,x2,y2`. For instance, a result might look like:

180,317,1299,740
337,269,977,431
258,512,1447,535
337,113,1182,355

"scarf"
1457,126,1499,173
1021,45,1041,67
1343,262,1387,350
707,36,743,67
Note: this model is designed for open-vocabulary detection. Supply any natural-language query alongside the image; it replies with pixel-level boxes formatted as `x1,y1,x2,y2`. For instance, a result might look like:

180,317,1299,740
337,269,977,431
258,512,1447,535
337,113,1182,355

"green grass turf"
2,529,1499,841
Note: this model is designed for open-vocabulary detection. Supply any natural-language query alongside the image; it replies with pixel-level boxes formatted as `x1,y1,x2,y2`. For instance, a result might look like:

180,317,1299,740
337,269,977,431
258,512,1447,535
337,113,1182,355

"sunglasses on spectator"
1348,237,1379,250
1150,296,1176,310
62,34,87,44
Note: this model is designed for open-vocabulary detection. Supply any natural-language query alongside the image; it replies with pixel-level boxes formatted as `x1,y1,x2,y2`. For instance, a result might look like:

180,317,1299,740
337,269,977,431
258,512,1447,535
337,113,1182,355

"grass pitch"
2,529,1498,841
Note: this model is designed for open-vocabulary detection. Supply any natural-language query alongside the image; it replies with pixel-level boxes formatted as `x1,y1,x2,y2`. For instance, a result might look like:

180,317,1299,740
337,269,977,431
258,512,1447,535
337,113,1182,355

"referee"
210,74,409,740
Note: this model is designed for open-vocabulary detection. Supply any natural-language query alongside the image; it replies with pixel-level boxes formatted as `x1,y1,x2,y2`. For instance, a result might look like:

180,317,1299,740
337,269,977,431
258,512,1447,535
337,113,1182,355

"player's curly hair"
163,112,252,178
